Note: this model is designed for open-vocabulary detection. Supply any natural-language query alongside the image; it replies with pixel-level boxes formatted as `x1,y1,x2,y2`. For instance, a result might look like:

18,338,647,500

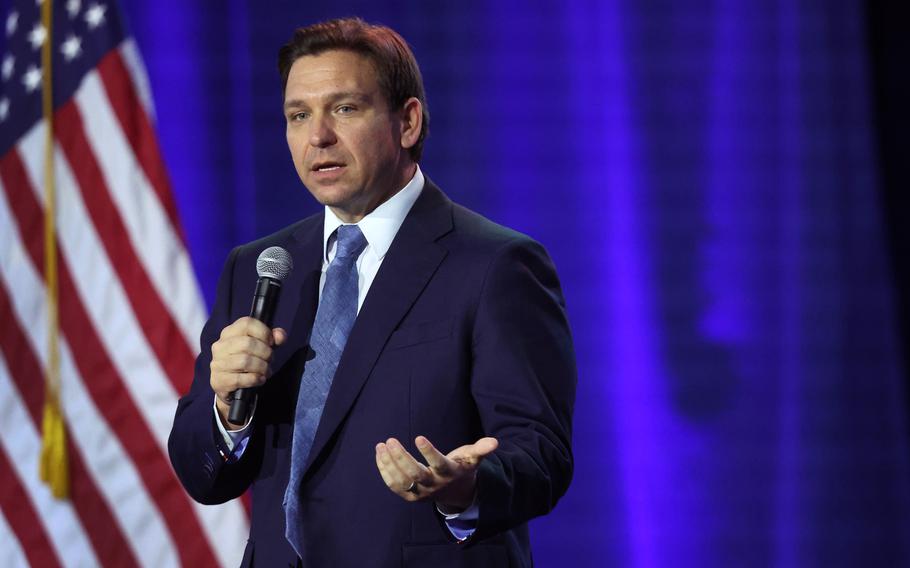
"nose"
309,115,337,148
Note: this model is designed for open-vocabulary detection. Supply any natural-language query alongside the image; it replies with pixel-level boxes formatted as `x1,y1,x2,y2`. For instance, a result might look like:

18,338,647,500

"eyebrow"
284,91,372,112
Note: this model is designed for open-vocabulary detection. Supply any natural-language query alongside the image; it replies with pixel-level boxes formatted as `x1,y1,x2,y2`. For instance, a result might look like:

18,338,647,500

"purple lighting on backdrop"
111,1,910,565
568,1,658,565
226,0,256,247
774,3,802,566
122,0,231,307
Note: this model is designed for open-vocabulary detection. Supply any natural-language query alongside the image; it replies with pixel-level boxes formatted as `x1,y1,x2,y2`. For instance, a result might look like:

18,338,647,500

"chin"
305,183,351,204
310,190,365,217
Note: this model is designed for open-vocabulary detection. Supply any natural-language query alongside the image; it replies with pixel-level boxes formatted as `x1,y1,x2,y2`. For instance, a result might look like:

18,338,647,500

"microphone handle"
228,277,282,425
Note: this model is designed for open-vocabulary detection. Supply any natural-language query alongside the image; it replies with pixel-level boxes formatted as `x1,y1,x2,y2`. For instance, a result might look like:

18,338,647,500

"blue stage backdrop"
105,0,910,565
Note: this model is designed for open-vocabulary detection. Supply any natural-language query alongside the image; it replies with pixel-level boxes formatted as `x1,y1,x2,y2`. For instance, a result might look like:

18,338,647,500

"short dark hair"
278,18,430,162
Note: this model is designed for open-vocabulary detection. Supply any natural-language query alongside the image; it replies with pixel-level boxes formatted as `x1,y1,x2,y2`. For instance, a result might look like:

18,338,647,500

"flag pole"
38,0,69,500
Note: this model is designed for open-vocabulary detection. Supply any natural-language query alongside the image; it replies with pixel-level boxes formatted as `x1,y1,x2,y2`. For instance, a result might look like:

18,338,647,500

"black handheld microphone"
228,246,294,425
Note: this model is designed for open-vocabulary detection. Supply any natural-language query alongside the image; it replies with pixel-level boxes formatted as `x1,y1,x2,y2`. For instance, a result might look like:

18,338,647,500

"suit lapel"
303,181,454,473
270,216,323,373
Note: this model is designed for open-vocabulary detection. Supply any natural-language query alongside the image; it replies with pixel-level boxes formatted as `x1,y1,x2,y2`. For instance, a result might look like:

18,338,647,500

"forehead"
284,49,381,101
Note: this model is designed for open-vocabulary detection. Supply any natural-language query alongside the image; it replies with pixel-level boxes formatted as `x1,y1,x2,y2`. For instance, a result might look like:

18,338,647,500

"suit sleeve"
469,238,577,540
167,246,261,504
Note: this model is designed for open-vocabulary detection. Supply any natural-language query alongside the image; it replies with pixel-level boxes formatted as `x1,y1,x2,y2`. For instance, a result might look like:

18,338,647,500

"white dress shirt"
320,165,425,312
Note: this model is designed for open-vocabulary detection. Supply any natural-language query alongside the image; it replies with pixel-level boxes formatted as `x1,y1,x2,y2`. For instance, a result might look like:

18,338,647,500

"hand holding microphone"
210,247,293,427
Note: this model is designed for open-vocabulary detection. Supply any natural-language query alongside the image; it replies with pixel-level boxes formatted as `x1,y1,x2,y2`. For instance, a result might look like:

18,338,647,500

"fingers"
210,348,270,392
213,334,274,361
415,436,452,475
219,317,273,343
376,442,410,492
211,352,269,376
387,439,433,485
374,445,400,490
375,439,430,501
210,318,286,395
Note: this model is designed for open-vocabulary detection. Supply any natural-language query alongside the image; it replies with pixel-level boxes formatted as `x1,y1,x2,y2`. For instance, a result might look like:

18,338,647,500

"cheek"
286,136,310,179
287,133,306,163
353,127,398,165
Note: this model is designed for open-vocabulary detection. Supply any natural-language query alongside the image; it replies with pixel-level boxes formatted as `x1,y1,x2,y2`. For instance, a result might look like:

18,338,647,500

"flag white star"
0,98,9,122
85,3,106,29
6,11,18,37
61,34,82,61
28,23,47,50
23,65,41,93
1,55,14,81
67,0,82,18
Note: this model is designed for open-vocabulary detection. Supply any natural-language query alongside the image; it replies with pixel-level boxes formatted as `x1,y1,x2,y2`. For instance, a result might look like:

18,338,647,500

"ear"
399,97,423,151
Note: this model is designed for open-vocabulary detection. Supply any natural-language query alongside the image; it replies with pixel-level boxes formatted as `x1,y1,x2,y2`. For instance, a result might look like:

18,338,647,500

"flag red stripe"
0,289,43,420
1,150,220,567
0,159,43,268
0,447,62,568
0,151,45,285
55,100,196,396
97,49,187,245
0,287,44,421
0,279,140,568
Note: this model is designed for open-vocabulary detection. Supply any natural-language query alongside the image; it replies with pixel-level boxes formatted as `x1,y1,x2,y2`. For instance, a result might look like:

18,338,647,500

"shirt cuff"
212,396,254,459
437,498,479,542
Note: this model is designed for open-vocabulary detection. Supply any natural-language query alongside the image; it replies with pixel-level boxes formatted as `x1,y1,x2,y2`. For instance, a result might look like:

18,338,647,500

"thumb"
451,437,499,465
272,327,288,346
471,437,498,457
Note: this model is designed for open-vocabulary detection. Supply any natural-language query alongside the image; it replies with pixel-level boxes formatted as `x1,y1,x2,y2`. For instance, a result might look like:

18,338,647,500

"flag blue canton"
0,0,126,155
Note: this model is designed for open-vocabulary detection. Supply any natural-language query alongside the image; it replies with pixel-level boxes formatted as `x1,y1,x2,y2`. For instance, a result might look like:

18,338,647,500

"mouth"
311,161,346,172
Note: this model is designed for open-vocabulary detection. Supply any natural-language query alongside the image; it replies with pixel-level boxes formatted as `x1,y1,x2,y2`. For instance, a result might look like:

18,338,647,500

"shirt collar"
322,165,425,262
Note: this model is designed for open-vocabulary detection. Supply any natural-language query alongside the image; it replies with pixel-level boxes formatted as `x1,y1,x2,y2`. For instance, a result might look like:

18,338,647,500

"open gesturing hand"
375,435,498,512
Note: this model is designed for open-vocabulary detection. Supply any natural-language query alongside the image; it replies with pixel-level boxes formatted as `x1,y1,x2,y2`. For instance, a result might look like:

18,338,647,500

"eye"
336,104,356,114
288,111,308,122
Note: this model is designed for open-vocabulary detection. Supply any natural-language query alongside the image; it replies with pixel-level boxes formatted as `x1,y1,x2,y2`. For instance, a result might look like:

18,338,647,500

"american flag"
0,1,248,566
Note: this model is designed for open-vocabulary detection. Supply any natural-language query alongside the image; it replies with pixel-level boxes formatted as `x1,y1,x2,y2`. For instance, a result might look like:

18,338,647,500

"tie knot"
334,225,368,260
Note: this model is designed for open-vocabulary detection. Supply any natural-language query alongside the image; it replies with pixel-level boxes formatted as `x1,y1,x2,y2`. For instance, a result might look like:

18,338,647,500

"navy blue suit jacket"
168,181,576,567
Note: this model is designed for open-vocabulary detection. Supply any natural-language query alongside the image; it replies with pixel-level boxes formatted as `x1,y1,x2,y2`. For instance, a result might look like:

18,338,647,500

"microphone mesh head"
256,246,293,281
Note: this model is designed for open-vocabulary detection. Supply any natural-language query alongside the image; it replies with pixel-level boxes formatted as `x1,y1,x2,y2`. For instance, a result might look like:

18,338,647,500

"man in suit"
168,18,576,567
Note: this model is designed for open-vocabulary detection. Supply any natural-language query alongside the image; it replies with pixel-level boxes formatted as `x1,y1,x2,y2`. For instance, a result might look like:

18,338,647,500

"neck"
330,162,417,223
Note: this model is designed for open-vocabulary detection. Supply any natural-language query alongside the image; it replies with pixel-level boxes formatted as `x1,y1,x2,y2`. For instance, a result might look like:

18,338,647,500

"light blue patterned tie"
285,224,367,558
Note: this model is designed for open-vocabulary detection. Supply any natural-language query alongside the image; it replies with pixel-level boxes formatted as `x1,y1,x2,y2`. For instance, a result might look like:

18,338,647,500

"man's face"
284,50,413,222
